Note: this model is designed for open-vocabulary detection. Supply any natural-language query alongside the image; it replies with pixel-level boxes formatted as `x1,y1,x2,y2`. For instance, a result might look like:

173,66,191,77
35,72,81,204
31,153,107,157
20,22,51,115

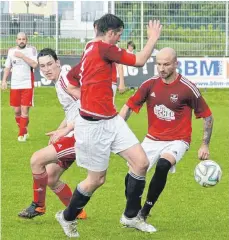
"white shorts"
74,114,139,172
141,137,189,173
112,84,117,103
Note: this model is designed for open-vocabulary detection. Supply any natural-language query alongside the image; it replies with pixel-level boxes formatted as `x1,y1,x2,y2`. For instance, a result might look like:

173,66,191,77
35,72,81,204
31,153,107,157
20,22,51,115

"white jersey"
55,69,80,124
5,45,37,89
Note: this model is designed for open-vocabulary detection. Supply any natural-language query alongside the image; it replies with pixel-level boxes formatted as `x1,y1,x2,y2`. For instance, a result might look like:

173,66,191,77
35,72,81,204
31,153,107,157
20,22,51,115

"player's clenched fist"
147,20,162,41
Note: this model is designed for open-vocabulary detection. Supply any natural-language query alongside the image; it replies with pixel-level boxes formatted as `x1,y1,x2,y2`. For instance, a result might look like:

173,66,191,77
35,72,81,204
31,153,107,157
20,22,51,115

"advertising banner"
1,56,229,88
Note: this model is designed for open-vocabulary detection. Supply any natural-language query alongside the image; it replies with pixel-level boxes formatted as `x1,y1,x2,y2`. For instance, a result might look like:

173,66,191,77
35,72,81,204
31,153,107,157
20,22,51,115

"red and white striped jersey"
5,45,37,89
126,74,212,143
55,69,80,124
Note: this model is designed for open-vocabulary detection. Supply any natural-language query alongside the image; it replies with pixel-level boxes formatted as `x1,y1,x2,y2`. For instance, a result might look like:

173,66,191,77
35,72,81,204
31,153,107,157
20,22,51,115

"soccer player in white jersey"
18,48,86,220
119,47,213,228
1,32,38,142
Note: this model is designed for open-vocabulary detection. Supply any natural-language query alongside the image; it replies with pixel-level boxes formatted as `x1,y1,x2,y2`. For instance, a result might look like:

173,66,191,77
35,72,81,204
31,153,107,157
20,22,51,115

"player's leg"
118,144,157,233
10,89,21,136
47,135,87,219
19,105,30,140
19,88,34,140
46,163,71,206
56,170,106,237
56,115,111,237
111,115,155,233
140,140,189,220
18,144,58,218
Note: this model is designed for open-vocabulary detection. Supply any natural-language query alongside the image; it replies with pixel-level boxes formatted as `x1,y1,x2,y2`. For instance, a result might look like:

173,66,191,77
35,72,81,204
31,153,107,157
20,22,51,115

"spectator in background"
118,41,136,93
1,32,38,142
126,41,136,54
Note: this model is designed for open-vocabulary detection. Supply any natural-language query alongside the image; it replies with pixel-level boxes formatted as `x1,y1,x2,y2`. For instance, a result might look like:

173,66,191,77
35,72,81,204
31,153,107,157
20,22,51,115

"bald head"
156,47,177,62
16,32,27,49
156,47,178,82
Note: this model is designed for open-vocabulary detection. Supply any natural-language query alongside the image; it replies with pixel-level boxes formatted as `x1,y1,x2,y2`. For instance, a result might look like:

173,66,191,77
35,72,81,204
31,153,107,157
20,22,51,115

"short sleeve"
101,44,136,66
4,50,12,68
126,80,152,113
67,63,81,87
187,84,212,118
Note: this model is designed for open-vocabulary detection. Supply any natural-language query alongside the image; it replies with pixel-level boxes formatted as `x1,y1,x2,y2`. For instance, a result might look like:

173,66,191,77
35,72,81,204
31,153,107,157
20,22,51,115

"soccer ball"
194,160,222,187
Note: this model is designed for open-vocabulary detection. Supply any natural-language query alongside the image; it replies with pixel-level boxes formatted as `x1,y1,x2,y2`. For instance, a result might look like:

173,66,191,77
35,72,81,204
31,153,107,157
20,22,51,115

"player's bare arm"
46,122,74,144
203,115,214,145
198,115,214,160
48,119,67,144
119,104,133,121
1,67,11,90
135,20,162,67
67,83,81,99
14,51,38,69
117,64,126,94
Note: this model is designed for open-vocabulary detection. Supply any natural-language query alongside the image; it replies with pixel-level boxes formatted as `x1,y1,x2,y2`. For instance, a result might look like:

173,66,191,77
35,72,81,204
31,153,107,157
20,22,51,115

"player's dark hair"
127,41,136,50
93,19,99,28
97,13,124,35
37,48,58,61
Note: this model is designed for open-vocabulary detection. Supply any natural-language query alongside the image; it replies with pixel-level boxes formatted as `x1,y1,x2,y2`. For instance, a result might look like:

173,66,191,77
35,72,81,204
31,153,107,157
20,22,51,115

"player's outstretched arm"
119,104,133,121
135,20,162,67
198,115,214,160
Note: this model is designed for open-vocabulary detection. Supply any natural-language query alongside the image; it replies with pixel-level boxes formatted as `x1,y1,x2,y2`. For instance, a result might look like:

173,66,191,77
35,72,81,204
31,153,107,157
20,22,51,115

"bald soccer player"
120,47,213,228
2,32,38,141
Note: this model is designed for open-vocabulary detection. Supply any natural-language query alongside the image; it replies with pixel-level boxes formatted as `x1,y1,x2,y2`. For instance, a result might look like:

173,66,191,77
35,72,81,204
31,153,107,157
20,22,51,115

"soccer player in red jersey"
1,32,38,142
18,48,86,220
119,47,213,227
54,14,162,237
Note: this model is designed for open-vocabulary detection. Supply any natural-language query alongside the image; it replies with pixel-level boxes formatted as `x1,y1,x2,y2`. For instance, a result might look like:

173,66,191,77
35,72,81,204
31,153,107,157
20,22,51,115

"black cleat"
18,202,46,219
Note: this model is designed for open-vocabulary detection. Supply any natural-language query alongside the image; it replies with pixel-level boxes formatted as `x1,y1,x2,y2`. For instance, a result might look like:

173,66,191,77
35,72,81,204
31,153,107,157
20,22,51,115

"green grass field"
1,88,229,240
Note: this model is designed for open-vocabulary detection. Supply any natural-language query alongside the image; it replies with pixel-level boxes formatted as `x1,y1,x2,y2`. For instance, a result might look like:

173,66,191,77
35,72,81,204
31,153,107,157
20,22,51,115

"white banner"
155,57,229,88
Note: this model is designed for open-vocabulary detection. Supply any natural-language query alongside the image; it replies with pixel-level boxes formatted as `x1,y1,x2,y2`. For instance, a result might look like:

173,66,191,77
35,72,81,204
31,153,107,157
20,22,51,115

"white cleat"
120,214,157,233
18,133,29,142
25,133,29,139
55,210,79,238
18,135,27,142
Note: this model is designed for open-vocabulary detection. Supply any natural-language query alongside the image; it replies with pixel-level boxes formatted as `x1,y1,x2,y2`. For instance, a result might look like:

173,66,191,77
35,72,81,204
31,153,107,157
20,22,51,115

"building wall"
9,1,57,15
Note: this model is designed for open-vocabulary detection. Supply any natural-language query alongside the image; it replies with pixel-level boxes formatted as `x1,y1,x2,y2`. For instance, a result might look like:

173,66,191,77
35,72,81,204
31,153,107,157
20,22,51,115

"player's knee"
133,155,149,174
30,151,43,169
156,158,172,173
47,172,59,189
87,174,106,190
94,175,106,187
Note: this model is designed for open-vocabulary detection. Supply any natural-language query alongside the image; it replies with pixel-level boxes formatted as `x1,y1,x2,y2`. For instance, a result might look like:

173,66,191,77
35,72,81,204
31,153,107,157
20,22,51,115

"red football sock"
52,183,72,207
19,116,29,136
33,171,48,207
15,116,20,127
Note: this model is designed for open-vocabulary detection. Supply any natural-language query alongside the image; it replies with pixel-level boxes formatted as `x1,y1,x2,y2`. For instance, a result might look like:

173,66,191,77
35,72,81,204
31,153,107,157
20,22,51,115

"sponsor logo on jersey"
154,104,175,121
170,94,178,103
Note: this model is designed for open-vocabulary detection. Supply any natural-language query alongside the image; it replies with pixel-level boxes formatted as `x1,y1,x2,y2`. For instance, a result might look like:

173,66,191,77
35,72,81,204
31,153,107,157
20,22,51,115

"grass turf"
1,88,229,240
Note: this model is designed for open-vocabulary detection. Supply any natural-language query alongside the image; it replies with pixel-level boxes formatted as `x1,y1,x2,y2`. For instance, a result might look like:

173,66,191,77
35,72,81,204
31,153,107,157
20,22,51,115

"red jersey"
68,41,136,119
126,74,212,143
112,63,117,85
